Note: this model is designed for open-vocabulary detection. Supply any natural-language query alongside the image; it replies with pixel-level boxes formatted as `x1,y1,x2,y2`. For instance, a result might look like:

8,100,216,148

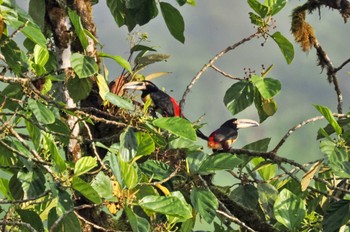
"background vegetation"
0,0,350,231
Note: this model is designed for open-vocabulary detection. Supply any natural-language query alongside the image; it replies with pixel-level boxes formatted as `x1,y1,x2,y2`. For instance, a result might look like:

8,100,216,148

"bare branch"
180,32,259,112
210,65,244,80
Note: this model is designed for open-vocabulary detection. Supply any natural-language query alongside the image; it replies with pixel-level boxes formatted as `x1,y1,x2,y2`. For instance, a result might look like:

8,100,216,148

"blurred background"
91,0,350,162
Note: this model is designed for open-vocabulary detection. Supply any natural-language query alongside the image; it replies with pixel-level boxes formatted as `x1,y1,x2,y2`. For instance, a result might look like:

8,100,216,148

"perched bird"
208,118,259,151
123,80,181,117
123,80,208,140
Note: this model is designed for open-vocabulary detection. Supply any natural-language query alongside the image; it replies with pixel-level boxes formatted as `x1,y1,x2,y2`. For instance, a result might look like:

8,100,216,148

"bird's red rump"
170,97,181,117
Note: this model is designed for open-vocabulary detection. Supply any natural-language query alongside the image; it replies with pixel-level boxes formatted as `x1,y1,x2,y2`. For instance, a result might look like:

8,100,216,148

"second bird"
208,118,259,151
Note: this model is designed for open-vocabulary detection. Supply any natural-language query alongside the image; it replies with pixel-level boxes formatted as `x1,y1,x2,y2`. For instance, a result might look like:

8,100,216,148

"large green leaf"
17,209,44,232
91,172,115,201
248,0,270,17
153,117,197,141
67,76,93,102
29,0,45,30
120,159,138,189
68,9,88,49
160,2,185,43
72,176,102,204
190,188,218,224
106,0,158,31
230,185,259,210
4,8,47,48
251,75,281,99
125,206,150,232
74,156,97,177
271,32,294,64
274,188,306,231
71,53,98,78
135,132,155,157
9,174,24,200
323,200,350,232
120,127,138,161
139,160,173,181
17,169,46,198
198,153,244,174
105,92,135,110
43,134,67,172
314,105,342,135
139,192,192,220
1,38,29,75
28,98,55,124
33,44,49,66
99,52,132,73
254,89,269,123
224,81,254,115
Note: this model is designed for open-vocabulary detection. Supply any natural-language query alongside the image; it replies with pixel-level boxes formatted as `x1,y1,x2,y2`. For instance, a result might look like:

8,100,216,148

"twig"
1,220,38,232
74,212,117,232
82,121,108,170
140,166,180,186
216,210,256,232
334,57,350,72
210,65,244,80
0,190,51,204
180,32,259,112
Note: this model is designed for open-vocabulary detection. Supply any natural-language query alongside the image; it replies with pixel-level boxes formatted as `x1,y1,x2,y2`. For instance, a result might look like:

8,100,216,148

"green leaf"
320,140,350,178
257,183,278,218
29,0,46,30
106,0,125,27
139,193,192,220
1,38,29,75
249,12,264,26
139,160,173,181
265,0,287,15
72,176,102,204
67,76,93,102
125,206,150,232
190,188,218,224
135,53,170,71
160,2,185,43
48,209,81,232
131,44,157,53
91,172,115,201
17,169,46,198
230,185,259,210
33,44,49,66
96,74,110,101
25,120,41,150
135,132,155,157
99,52,132,73
105,92,135,110
104,151,124,187
186,151,207,174
5,11,47,48
254,89,269,123
323,200,350,232
251,157,277,180
251,75,281,99
274,188,306,231
17,209,44,232
28,98,55,124
271,32,294,64
74,156,97,177
198,153,243,174
43,134,67,172
68,9,89,49
224,81,254,115
71,53,98,78
120,159,138,189
248,0,270,17
9,174,24,200
314,105,342,135
153,117,197,141
120,127,138,161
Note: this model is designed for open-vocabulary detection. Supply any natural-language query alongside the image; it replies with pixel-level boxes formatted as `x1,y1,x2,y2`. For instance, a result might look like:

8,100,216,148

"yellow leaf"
145,72,171,81
155,183,170,196
301,160,323,191
96,74,109,101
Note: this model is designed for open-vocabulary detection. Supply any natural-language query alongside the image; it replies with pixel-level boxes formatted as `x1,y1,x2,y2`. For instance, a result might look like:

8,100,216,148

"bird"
123,80,208,140
208,118,259,151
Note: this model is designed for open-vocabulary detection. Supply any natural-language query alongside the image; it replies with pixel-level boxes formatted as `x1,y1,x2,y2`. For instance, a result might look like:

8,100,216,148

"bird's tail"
196,129,208,141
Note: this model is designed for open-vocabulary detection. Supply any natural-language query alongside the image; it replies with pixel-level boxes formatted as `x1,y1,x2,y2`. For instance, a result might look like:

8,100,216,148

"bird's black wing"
213,126,238,143
150,91,175,116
